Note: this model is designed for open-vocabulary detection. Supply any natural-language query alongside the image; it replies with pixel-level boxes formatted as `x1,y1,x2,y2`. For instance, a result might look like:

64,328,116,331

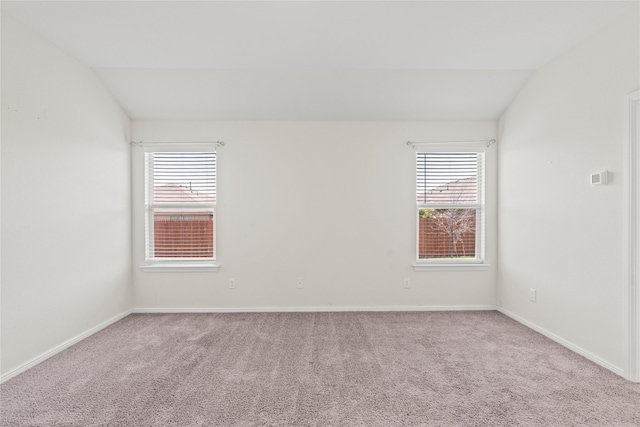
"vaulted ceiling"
2,1,635,120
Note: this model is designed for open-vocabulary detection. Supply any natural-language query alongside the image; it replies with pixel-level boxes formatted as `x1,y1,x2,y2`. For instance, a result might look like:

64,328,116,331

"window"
415,149,485,266
144,148,217,269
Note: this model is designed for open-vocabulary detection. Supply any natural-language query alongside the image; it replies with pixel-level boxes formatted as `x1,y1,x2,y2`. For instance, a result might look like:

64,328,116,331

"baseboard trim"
0,309,132,384
132,305,497,313
496,307,625,378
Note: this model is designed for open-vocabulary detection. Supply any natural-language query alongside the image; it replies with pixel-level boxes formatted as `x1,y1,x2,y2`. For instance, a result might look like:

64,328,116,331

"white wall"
132,121,496,310
1,17,132,376
497,11,639,372
636,95,640,379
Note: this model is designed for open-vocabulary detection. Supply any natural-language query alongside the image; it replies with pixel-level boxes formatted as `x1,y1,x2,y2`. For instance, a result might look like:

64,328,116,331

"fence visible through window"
153,210,214,258
418,209,476,259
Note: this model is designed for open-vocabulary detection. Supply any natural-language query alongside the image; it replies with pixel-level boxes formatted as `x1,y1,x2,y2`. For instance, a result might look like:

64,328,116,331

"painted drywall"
636,95,640,379
497,11,640,371
1,17,132,376
637,97,640,380
132,121,496,310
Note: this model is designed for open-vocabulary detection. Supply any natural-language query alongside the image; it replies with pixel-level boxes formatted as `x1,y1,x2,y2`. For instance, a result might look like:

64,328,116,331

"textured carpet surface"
1,311,639,426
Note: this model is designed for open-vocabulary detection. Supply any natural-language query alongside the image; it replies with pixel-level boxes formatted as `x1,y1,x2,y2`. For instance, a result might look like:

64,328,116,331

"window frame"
413,144,488,271
141,143,219,272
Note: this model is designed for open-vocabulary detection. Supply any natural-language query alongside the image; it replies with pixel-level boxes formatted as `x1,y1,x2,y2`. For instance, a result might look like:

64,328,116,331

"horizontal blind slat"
416,151,481,205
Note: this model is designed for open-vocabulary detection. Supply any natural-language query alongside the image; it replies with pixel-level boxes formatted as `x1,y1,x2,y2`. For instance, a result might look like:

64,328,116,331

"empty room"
1,1,639,425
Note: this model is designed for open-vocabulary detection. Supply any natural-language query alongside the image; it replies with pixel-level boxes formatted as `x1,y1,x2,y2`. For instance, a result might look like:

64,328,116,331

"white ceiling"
2,1,636,120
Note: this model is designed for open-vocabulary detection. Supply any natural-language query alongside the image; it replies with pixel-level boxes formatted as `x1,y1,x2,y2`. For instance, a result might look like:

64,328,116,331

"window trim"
140,144,219,272
412,263,491,272
413,145,487,271
140,263,220,273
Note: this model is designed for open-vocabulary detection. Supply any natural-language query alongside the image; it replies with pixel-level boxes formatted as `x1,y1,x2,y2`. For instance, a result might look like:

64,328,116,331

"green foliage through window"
419,208,434,219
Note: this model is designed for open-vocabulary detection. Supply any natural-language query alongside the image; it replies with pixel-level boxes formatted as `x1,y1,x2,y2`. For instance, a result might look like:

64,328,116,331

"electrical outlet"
228,278,236,289
403,277,411,289
529,288,536,302
296,277,304,289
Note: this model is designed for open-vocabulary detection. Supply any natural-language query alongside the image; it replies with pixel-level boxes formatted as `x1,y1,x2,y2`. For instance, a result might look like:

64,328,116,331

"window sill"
139,263,220,273
413,263,491,272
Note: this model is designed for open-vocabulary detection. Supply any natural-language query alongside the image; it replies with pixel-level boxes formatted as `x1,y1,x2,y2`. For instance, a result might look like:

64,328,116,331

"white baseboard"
0,309,132,384
132,305,497,313
496,307,625,378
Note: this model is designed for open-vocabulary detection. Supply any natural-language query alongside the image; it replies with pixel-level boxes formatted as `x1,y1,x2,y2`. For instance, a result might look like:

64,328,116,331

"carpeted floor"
1,311,639,426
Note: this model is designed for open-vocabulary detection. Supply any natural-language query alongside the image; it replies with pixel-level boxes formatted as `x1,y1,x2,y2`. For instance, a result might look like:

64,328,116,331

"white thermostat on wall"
590,170,608,185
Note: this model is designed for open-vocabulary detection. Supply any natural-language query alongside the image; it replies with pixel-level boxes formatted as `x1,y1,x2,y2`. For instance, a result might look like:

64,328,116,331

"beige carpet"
1,311,639,426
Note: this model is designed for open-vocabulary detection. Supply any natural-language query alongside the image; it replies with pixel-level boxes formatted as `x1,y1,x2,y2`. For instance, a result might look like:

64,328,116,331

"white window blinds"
416,151,484,262
144,151,217,261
